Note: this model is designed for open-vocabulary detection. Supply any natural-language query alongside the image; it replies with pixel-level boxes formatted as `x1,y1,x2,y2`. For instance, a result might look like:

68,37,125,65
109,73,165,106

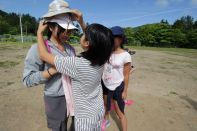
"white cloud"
191,0,197,5
171,0,184,2
107,7,196,24
33,0,38,5
156,0,169,7
156,0,185,7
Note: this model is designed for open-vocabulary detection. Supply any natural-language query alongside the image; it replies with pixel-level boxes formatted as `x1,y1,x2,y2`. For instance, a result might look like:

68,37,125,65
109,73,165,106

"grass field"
0,42,197,131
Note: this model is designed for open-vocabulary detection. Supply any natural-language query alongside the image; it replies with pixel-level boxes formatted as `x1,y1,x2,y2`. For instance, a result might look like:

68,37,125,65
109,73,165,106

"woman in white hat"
23,0,85,131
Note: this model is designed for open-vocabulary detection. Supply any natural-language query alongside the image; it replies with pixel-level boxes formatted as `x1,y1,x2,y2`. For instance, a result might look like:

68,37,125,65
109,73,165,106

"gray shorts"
44,95,68,131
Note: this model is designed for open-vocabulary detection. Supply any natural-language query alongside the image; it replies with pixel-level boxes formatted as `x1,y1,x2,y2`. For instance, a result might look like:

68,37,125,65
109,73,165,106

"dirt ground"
0,43,197,131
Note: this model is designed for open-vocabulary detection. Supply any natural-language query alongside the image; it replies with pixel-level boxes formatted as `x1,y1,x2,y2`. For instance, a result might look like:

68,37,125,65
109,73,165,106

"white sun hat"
47,14,77,30
42,0,73,18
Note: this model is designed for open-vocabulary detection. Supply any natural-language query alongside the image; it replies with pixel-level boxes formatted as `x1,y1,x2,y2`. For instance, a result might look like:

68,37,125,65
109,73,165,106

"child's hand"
70,9,86,32
122,91,127,100
37,21,48,35
70,9,83,23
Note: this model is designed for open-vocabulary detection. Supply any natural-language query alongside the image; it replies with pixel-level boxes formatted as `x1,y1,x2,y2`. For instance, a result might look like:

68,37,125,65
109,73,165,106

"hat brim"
59,23,77,30
42,8,72,18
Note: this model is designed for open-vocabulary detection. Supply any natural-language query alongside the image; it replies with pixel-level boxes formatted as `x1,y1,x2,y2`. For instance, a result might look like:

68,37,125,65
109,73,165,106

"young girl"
37,21,114,130
101,26,132,131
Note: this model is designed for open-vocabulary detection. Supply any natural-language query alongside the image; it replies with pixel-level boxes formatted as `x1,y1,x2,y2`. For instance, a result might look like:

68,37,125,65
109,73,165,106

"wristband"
47,68,53,77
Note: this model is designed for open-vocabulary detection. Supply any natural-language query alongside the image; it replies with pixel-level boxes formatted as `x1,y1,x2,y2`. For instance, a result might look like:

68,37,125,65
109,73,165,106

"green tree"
193,21,197,29
24,21,31,35
187,29,197,49
124,27,135,46
173,15,194,31
160,19,169,25
134,23,169,47
22,14,38,35
9,27,18,35
172,19,184,30
0,16,10,34
0,10,38,35
172,29,187,48
156,29,174,47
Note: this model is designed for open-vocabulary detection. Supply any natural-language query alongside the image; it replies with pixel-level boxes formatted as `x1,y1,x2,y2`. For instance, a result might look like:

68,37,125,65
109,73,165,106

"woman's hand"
48,67,57,76
37,21,55,66
42,67,57,79
37,21,48,35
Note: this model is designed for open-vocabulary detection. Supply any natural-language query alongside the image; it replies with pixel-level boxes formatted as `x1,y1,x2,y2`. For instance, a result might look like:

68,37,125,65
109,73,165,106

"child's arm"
37,22,55,66
71,9,86,32
122,62,131,99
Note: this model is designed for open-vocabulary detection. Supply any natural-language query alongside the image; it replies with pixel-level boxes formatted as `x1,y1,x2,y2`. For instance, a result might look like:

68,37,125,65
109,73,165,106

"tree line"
0,10,38,35
0,9,197,48
124,15,197,49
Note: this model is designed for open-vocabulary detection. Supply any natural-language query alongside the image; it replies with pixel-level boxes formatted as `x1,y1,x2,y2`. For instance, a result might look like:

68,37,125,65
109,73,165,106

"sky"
0,0,197,27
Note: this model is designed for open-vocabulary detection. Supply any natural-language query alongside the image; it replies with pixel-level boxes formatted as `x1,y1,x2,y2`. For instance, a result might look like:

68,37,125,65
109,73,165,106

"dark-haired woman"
37,21,114,130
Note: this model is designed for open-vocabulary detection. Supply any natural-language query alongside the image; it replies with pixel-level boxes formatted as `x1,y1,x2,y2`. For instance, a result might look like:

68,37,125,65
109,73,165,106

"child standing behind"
102,26,132,131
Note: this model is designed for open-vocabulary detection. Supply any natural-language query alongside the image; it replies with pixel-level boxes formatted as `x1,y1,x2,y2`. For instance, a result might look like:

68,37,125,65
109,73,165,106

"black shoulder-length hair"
81,23,114,66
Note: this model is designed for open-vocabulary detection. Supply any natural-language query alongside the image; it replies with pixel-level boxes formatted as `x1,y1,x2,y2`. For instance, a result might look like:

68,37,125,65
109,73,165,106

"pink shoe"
124,99,134,106
101,119,111,131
